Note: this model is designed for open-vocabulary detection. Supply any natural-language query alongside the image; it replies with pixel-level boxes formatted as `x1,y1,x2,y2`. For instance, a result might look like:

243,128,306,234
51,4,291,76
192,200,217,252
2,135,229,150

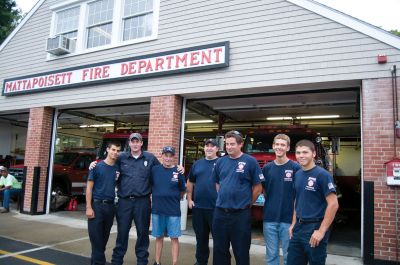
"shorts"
151,214,181,238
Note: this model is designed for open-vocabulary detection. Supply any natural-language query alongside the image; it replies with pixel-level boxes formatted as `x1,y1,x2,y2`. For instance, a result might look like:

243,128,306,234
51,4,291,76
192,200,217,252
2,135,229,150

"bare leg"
155,237,164,264
171,238,179,265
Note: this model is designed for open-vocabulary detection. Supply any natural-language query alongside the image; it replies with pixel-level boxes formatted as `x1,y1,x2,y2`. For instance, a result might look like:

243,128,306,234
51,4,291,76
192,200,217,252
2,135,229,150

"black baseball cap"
204,138,218,146
129,133,142,141
162,146,175,155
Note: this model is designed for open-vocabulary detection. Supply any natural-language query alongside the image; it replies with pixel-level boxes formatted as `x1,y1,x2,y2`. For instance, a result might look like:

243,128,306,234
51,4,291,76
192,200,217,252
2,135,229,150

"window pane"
56,7,80,34
88,0,114,26
87,23,112,48
123,13,152,41
124,0,153,17
62,31,78,39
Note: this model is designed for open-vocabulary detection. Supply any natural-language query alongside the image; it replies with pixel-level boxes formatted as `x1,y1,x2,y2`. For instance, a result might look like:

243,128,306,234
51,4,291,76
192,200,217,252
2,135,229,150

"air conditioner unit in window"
46,35,75,56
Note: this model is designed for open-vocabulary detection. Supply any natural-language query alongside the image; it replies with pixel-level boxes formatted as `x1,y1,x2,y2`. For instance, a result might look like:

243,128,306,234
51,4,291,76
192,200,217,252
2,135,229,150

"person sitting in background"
0,166,22,213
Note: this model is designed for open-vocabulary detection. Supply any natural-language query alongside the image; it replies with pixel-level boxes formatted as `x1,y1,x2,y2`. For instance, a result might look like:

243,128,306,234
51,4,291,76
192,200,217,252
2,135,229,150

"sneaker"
0,207,9,213
153,262,161,265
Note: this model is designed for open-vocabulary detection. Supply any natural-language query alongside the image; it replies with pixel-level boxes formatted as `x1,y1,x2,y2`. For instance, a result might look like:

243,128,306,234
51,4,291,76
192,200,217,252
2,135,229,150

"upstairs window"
55,7,80,39
87,0,114,48
123,0,153,41
49,0,159,57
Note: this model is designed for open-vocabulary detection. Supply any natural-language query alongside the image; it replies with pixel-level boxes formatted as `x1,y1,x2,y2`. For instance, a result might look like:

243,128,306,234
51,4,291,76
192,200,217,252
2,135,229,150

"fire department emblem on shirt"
236,162,246,173
284,170,293,181
305,177,316,191
172,172,179,182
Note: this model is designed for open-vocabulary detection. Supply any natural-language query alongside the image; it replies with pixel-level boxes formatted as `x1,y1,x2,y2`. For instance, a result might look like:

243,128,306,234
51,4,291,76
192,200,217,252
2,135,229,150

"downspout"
391,64,399,263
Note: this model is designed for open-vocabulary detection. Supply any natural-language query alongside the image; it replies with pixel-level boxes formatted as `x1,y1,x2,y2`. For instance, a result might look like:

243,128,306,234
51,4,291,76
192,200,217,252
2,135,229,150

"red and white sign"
2,42,229,96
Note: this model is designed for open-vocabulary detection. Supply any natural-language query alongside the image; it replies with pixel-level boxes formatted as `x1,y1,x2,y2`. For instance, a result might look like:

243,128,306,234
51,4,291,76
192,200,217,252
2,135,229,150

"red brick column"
362,78,400,262
148,95,183,164
23,107,54,214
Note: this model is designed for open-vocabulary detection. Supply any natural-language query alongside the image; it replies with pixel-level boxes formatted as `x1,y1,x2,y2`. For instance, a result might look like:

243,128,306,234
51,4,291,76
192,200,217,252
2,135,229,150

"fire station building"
1,0,399,263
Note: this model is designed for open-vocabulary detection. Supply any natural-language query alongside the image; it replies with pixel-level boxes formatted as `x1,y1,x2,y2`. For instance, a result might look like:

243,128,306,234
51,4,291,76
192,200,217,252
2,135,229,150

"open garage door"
0,112,29,182
183,87,361,257
50,103,150,209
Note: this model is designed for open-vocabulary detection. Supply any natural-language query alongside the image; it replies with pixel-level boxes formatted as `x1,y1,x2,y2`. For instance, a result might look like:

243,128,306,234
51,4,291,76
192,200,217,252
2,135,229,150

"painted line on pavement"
0,249,55,265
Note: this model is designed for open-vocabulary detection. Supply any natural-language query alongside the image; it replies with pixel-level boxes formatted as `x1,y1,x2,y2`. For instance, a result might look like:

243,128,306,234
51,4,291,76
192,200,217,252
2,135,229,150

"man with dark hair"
111,132,160,265
262,134,301,265
287,139,339,265
212,130,264,265
86,141,121,265
187,138,219,265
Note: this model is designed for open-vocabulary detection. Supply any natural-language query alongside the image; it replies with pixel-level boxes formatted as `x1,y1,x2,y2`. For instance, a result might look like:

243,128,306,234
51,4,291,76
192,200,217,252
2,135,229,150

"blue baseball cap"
162,146,175,155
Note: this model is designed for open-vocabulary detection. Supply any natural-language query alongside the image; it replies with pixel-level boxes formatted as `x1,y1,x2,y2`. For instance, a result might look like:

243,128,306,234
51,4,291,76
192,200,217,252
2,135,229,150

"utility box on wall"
385,159,400,185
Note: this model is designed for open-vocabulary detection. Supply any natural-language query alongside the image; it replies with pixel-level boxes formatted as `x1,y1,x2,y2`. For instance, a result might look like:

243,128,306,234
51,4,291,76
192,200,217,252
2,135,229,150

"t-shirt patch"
305,177,317,191
236,162,246,173
284,170,294,182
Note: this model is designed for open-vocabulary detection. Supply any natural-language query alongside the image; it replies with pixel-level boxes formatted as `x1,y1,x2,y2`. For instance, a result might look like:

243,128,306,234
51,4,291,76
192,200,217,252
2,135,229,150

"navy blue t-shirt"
294,166,336,220
150,165,186,216
262,160,301,223
188,158,218,209
88,161,118,201
117,151,160,197
212,153,263,209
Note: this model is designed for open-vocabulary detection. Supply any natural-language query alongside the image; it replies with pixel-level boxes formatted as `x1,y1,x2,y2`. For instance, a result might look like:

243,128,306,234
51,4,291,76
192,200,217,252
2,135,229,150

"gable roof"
1,0,399,52
0,0,45,52
287,0,400,50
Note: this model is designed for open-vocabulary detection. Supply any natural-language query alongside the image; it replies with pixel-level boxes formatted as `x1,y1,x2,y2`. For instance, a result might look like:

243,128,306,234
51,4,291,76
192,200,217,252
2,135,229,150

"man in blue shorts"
187,138,219,265
150,146,186,265
86,142,121,265
212,130,264,265
262,134,301,265
287,139,339,265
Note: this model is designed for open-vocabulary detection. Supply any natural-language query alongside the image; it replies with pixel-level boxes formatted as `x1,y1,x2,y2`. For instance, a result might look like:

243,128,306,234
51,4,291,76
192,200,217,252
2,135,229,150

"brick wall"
148,95,183,164
362,77,400,262
23,107,54,213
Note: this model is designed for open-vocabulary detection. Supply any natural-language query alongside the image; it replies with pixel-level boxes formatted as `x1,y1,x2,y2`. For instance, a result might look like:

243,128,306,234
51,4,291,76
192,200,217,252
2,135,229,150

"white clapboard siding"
0,0,399,112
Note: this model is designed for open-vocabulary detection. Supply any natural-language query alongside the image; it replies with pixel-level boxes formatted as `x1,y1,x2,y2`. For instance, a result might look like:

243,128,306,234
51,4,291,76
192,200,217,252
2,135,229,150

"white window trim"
47,0,159,61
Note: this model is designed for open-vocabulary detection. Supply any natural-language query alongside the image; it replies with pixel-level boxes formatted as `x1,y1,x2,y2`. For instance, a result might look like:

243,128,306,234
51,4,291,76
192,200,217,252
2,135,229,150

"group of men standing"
187,131,338,265
86,130,338,265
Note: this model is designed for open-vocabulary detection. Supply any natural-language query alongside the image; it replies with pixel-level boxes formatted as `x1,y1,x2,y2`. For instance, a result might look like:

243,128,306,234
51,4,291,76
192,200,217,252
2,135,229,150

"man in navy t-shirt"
287,140,339,265
150,146,186,265
212,130,264,265
86,142,121,265
187,138,219,265
262,134,301,265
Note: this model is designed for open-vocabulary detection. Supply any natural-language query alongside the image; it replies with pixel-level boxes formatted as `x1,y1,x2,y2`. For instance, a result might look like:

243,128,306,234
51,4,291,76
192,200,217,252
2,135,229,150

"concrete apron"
0,209,362,265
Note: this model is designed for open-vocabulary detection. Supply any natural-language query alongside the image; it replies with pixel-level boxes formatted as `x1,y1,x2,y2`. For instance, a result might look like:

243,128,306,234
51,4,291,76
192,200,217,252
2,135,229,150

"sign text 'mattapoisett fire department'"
2,42,229,96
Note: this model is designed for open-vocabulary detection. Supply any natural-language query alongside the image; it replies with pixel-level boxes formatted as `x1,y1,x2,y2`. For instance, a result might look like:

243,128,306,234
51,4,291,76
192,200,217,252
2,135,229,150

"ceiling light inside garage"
296,115,340,119
185,120,214,124
266,117,293,121
79,124,114,128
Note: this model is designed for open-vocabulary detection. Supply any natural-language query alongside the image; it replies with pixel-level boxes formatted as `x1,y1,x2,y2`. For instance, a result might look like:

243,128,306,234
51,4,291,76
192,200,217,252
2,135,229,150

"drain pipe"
391,64,399,264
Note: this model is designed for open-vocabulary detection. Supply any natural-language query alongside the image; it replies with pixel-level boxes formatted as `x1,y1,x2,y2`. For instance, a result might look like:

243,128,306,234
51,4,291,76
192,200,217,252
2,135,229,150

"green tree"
390,30,400,37
0,0,22,44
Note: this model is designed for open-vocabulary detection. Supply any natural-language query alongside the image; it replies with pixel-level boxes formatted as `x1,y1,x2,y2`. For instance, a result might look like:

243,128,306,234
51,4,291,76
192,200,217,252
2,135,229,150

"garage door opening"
49,103,150,212
0,112,28,183
183,87,361,257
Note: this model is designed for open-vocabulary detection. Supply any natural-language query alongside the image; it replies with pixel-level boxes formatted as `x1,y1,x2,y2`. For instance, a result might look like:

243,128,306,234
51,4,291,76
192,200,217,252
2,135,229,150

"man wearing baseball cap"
110,132,159,265
187,138,219,265
150,146,186,265
0,166,22,213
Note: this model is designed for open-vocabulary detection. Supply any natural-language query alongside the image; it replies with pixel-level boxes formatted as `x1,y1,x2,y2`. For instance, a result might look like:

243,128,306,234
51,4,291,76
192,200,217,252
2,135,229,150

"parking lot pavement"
0,209,362,265
0,236,94,265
